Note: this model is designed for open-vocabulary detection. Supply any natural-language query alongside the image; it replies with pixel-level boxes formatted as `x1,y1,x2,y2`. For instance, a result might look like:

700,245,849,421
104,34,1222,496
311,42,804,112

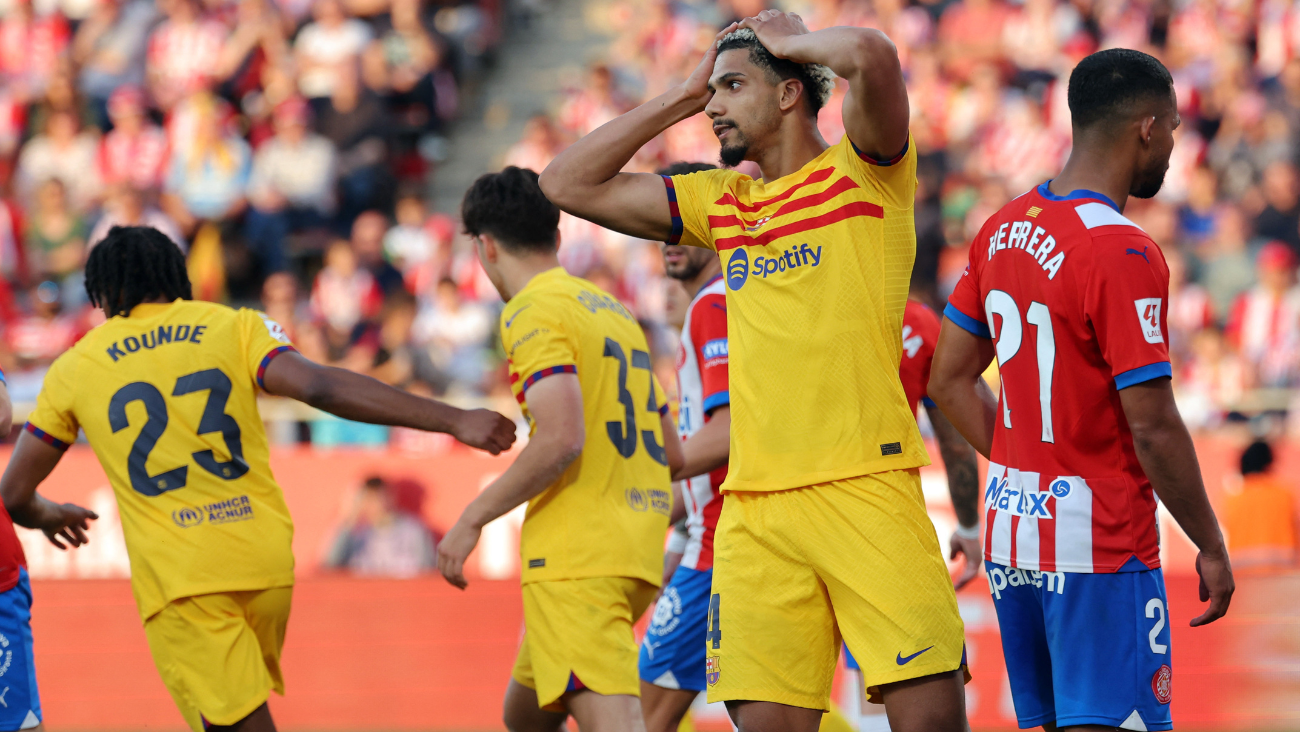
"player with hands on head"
1,225,514,732
545,12,971,732
928,48,1233,732
437,167,680,732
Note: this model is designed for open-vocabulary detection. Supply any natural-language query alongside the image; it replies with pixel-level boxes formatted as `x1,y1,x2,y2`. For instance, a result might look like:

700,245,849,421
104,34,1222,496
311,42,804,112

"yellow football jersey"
502,267,671,587
26,300,296,620
665,134,929,492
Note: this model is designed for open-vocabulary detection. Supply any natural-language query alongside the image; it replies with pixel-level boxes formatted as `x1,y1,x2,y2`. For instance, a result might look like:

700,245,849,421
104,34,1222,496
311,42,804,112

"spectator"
1227,242,1300,388
317,62,390,222
5,280,84,398
14,109,102,210
503,113,565,173
1166,247,1215,364
1254,161,1300,255
938,0,1012,82
1201,207,1258,319
412,277,491,391
294,0,372,100
311,237,382,336
97,85,169,192
145,0,229,110
325,476,437,577
351,210,404,294
1225,440,1297,570
383,192,435,275
73,0,157,120
161,93,251,232
244,96,338,274
88,184,187,252
260,271,306,342
0,0,71,99
23,179,86,285
363,0,442,120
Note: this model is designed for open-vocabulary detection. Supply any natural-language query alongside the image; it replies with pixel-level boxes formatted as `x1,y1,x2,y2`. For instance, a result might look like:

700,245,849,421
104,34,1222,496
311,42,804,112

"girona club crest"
1152,664,1172,704
706,656,721,687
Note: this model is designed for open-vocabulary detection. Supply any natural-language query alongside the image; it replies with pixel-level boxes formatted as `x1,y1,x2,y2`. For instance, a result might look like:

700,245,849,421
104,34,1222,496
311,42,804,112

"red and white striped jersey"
675,275,728,570
946,183,1171,573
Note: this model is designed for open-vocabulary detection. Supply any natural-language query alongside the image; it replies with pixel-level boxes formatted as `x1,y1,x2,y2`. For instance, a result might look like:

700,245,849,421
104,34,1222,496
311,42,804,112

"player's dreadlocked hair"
85,226,192,317
716,28,835,117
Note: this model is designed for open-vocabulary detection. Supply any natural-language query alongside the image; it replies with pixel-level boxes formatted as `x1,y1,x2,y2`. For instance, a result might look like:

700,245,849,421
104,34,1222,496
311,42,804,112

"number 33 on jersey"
945,184,1171,573
25,300,298,621
501,267,672,589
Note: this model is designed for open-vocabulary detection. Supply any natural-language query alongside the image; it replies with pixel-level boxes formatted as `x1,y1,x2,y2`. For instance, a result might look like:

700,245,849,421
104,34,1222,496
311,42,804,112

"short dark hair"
717,28,834,117
1068,48,1174,130
657,162,717,176
1241,440,1275,476
461,167,560,253
85,226,192,317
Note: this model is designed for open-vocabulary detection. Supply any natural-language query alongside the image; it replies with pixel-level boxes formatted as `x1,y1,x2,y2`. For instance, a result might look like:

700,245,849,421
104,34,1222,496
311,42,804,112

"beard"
1132,161,1170,199
720,141,749,168
665,252,710,282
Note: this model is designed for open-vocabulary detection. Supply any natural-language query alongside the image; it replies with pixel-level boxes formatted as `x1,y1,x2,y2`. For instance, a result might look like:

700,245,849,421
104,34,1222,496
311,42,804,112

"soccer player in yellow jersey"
0,226,517,732
540,11,969,732
435,167,682,732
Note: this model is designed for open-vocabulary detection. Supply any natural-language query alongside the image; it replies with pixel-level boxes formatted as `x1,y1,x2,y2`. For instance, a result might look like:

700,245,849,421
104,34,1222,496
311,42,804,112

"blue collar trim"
1037,181,1121,212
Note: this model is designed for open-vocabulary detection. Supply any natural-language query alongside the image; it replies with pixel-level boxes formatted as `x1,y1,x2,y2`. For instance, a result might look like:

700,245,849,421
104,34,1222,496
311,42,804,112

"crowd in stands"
1,0,1299,439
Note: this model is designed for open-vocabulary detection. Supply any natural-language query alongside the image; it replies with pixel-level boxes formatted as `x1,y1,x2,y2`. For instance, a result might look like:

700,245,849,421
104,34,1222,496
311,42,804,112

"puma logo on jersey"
1126,246,1150,263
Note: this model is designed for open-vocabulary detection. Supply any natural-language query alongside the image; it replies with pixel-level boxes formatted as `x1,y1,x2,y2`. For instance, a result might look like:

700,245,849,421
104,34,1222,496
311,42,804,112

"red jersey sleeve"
944,230,993,339
690,292,729,414
1083,234,1172,389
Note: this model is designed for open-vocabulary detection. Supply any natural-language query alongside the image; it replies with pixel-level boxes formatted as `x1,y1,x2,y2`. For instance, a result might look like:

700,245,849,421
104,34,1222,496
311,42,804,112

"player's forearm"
671,408,730,482
1,433,66,529
927,405,981,529
299,366,465,433
459,433,581,530
927,379,997,459
774,26,895,82
6,493,65,532
1129,412,1226,558
539,85,701,233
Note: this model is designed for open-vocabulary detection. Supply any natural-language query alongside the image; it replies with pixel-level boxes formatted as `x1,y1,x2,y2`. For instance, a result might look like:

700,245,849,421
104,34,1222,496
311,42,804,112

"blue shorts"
987,561,1172,731
0,569,41,731
639,566,712,691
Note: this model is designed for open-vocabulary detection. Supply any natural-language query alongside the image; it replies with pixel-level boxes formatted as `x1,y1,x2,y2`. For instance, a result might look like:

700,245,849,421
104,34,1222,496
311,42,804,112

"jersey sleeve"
664,171,722,251
25,350,80,449
1084,235,1173,389
238,309,297,390
689,293,730,414
502,297,579,396
838,133,918,210
944,240,992,338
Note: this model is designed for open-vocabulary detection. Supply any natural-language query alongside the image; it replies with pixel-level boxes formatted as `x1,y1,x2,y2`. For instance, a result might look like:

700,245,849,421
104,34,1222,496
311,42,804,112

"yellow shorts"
512,576,657,711
707,470,967,709
143,587,293,731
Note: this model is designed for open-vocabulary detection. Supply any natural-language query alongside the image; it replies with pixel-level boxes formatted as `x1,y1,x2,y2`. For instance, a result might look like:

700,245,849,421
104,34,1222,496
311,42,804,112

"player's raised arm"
437,373,586,589
1,432,98,550
739,11,908,161
538,25,736,240
1119,379,1234,626
261,351,516,455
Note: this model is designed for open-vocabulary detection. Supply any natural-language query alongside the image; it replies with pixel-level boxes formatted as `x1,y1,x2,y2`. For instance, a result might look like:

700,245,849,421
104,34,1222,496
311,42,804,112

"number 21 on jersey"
986,290,1056,443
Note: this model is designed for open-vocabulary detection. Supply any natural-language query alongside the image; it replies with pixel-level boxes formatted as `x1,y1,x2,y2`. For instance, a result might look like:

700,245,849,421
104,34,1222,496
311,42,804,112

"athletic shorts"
0,569,41,731
708,470,967,709
987,561,1173,731
640,565,712,691
512,576,657,711
143,586,293,732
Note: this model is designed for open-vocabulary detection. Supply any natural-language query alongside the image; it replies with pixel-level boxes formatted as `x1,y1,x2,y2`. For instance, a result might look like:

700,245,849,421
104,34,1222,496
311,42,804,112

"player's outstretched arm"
928,319,999,458
925,403,983,589
739,11,908,161
437,374,586,589
0,381,12,437
261,351,516,455
538,25,736,240
670,405,728,483
0,432,98,550
1119,378,1234,626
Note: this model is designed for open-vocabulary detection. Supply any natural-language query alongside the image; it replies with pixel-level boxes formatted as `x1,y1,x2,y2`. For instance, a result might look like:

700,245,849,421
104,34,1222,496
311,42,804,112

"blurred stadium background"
0,0,1297,727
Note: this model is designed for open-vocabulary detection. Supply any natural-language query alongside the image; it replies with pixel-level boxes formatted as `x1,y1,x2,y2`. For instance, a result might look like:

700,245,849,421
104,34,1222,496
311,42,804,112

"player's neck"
753,124,828,183
1050,147,1134,214
499,254,562,301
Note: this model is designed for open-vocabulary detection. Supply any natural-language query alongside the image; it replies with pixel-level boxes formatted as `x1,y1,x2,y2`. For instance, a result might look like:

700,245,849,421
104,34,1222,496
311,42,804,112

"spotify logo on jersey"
727,249,749,290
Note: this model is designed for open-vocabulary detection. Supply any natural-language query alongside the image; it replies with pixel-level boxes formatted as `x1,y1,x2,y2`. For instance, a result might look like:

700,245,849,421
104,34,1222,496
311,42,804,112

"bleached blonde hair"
717,28,835,115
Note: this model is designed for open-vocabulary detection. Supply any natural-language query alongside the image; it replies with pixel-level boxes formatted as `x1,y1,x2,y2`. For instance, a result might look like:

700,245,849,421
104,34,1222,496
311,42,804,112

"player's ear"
478,233,499,264
778,78,803,114
1139,115,1156,147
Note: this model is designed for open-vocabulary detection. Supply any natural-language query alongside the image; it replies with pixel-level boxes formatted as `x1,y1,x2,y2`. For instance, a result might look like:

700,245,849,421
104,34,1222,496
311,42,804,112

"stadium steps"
430,0,613,213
